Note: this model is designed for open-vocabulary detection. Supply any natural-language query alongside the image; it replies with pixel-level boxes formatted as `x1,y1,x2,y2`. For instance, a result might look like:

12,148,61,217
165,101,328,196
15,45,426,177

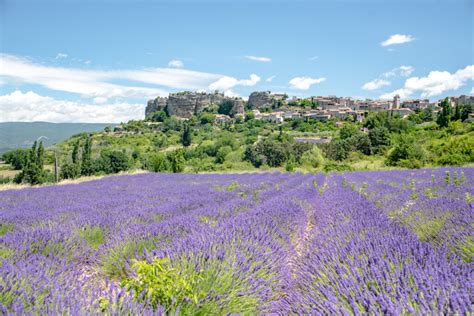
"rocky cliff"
248,91,276,109
146,92,244,119
145,97,168,117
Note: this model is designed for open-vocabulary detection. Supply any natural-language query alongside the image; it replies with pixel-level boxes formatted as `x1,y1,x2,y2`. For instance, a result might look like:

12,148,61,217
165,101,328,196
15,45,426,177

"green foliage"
199,113,215,125
168,150,185,173
99,150,131,174
81,136,93,176
122,257,203,310
301,146,325,169
216,146,232,164
149,153,171,172
285,155,296,172
436,97,452,128
322,139,350,161
339,123,358,140
385,135,425,168
0,223,14,236
369,126,391,154
78,226,104,249
323,161,353,172
60,162,81,180
103,238,159,279
1,149,29,170
218,100,234,116
181,123,192,147
122,256,260,314
14,141,46,185
147,110,168,122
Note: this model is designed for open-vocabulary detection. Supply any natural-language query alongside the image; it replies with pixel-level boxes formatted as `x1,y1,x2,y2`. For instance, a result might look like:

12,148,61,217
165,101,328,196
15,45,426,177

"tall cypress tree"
181,122,192,147
81,136,93,176
72,140,81,165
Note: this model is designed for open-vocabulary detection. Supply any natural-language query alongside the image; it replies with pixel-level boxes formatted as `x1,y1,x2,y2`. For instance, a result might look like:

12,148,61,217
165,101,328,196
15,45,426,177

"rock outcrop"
146,91,244,119
145,97,168,117
248,91,275,109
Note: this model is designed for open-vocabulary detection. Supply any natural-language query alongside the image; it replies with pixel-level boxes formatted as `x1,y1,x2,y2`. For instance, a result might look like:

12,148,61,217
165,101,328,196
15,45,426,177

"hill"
0,122,115,154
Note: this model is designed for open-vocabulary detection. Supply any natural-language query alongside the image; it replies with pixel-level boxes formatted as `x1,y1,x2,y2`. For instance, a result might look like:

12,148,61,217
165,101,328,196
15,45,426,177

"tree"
2,149,29,170
181,122,192,147
72,140,81,164
385,135,425,168
436,97,452,128
218,100,234,116
81,136,93,176
15,141,45,185
168,150,185,173
99,150,131,174
339,123,358,140
215,146,232,164
369,126,391,154
148,110,168,122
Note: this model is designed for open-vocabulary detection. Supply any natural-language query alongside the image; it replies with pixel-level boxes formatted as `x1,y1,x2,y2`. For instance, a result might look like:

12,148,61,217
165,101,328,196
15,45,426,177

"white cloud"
0,90,143,123
266,75,276,82
399,65,415,77
55,53,68,59
289,76,326,90
384,65,415,78
471,87,474,94
209,74,260,91
362,79,391,90
381,34,415,47
380,65,474,99
309,56,318,61
168,59,184,68
245,56,271,62
93,96,108,104
0,54,230,99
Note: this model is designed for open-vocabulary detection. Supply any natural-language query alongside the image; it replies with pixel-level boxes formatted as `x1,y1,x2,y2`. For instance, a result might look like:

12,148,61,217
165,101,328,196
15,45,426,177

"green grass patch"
0,223,14,236
79,226,104,249
103,238,160,280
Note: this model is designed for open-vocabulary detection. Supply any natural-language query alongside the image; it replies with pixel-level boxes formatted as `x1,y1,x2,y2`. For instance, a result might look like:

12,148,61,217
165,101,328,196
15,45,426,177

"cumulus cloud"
381,34,415,47
362,79,391,90
209,74,260,91
55,53,68,59
266,75,276,82
289,76,326,90
380,65,474,99
0,90,143,123
245,56,271,62
168,59,184,68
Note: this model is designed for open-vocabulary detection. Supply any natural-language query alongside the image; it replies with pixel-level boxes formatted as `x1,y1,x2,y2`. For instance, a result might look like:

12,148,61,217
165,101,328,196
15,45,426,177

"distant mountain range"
0,122,116,154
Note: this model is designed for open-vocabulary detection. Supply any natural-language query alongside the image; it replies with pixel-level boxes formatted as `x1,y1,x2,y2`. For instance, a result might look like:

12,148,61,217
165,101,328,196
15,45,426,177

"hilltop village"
145,91,474,124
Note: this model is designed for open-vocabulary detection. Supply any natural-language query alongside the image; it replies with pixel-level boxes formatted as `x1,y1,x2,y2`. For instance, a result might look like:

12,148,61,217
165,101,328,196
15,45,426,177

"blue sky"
0,0,473,122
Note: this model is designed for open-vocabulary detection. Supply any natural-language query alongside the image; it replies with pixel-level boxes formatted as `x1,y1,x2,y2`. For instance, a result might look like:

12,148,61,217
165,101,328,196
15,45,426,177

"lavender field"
0,169,472,314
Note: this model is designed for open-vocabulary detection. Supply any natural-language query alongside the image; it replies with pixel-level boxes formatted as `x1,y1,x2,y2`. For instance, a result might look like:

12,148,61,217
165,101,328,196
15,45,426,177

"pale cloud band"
289,76,326,90
0,54,260,101
245,55,271,62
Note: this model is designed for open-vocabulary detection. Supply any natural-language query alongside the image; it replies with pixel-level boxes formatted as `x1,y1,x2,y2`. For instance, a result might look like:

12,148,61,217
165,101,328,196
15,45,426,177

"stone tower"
393,94,400,109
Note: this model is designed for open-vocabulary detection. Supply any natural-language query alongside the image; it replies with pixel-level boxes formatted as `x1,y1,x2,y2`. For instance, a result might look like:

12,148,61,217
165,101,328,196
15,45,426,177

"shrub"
216,146,232,164
99,150,131,174
385,135,426,168
301,146,324,168
60,162,81,180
